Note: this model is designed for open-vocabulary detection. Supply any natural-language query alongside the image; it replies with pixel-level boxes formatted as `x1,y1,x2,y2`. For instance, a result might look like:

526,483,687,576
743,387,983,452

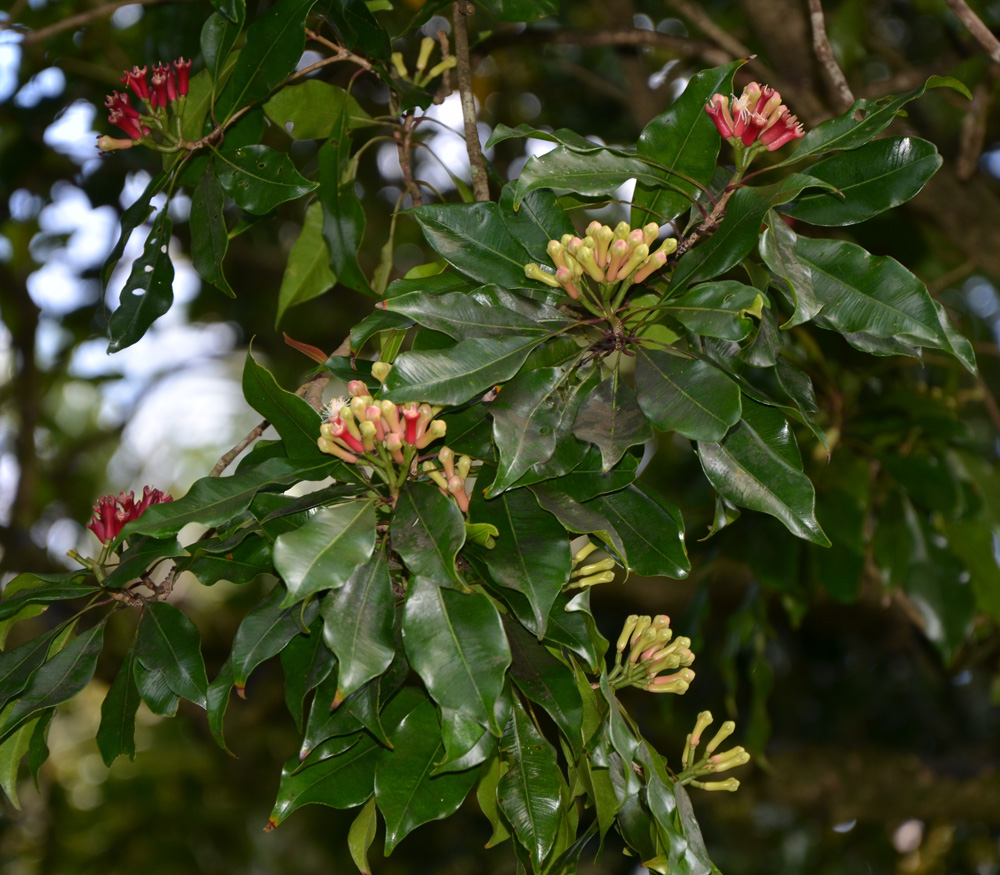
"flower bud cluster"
567,539,617,589
98,58,192,152
705,82,804,153
390,36,457,88
420,446,475,512
608,614,696,693
87,486,172,543
524,220,677,301
677,710,750,792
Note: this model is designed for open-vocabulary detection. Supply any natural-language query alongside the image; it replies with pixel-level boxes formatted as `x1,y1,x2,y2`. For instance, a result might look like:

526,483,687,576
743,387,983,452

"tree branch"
452,1,490,202
7,0,195,45
944,0,1000,64
807,0,854,112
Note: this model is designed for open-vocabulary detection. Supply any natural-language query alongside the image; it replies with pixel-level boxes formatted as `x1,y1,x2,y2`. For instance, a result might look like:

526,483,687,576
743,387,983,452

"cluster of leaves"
0,0,989,873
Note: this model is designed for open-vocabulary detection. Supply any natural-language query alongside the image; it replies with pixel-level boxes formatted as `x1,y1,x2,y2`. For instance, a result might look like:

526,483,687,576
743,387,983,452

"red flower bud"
120,65,149,100
173,57,192,97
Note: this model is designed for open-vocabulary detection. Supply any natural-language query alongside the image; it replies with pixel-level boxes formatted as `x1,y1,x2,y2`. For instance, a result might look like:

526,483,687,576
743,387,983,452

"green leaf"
635,348,741,442
133,662,178,717
214,0,316,120
317,128,372,294
382,335,545,406
498,186,575,263
904,561,975,663
136,603,210,708
777,76,971,166
476,748,512,847
411,201,539,290
793,236,976,373
101,172,168,286
209,0,243,23
497,697,563,868
573,371,653,472
513,148,669,207
632,59,745,227
201,9,244,84
478,0,557,21
264,80,371,140
470,486,571,634
485,123,609,153
281,615,336,731
326,0,390,59
276,201,338,326
0,621,106,739
107,209,174,353
528,485,627,568
348,795,379,874
781,137,942,226
0,710,46,809
96,646,142,767
390,481,466,588
697,398,830,545
274,499,377,607
242,349,325,458
102,535,187,589
584,484,689,578
375,690,480,854
403,577,510,734
0,575,93,623
214,145,318,215
321,549,395,697
759,212,823,329
190,165,234,297
660,281,762,341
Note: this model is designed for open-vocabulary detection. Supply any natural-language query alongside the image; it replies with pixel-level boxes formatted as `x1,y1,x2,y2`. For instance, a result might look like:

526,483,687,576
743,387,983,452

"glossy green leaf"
214,0,316,119
215,145,318,215
476,749,512,847
697,399,830,545
391,481,466,588
514,147,668,207
96,646,141,767
435,707,501,775
635,348,741,442
201,10,243,85
326,0,390,59
529,485,627,567
134,662,179,717
375,690,480,854
185,535,273,587
759,213,823,329
107,209,173,353
274,499,377,607
0,573,92,624
486,123,611,154
264,80,370,140
321,550,395,697
189,165,234,297
478,0,557,21
554,446,639,504
632,59,744,227
778,76,970,166
573,371,653,472
136,603,210,708
0,626,64,713
403,577,510,734
782,137,941,226
242,349,325,458
123,456,338,539
382,335,544,406
584,484,689,578
661,281,762,340
276,201,338,326
317,126,371,294
101,535,187,589
498,186,575,263
0,710,45,809
101,172,168,286
281,615,336,731
498,697,562,867
793,236,976,373
470,486,571,634
904,559,975,663
209,0,243,23
348,795,379,874
0,621,105,739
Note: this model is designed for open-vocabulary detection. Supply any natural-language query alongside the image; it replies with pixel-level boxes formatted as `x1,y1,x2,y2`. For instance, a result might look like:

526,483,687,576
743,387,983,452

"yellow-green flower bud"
617,615,639,652
415,418,447,448
457,454,472,481
696,778,740,792
424,56,457,80
359,420,377,452
391,52,409,80
546,239,567,269
613,221,631,240
690,710,714,748
619,242,649,279
525,262,563,288
422,460,449,490
705,720,736,755
708,747,750,772
351,396,368,421
438,445,455,478
573,557,616,577
572,539,599,566
642,222,660,247
573,570,615,587
576,245,605,282
372,361,392,383
595,224,614,268
586,220,603,238
416,36,435,74
654,236,678,257
318,436,358,463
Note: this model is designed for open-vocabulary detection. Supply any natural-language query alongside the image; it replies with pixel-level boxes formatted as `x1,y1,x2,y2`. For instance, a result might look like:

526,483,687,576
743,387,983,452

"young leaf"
107,209,174,353
136,603,210,708
390,481,466,589
0,711,47,809
264,80,371,140
274,499,377,607
403,577,511,735
348,795,379,875
214,145,318,215
276,201,338,326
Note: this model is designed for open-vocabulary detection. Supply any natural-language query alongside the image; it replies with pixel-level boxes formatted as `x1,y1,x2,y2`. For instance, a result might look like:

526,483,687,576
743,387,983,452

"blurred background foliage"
1,0,1000,872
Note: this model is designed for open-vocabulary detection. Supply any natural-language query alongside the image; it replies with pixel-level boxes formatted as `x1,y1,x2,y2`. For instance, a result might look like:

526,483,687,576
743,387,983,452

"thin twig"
944,0,1000,64
305,30,374,71
957,77,993,181
435,29,452,104
395,112,423,206
8,0,194,44
807,0,854,112
211,420,270,477
452,1,490,202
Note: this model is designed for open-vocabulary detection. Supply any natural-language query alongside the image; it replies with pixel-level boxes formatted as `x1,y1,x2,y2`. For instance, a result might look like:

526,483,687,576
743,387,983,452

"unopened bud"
697,778,740,792
619,242,650,279
318,436,359,464
573,557,616,577
347,379,368,397
594,224,614,267
576,245,605,282
690,710,714,749
371,361,392,384
391,52,409,79
642,222,660,247
456,454,472,481
605,238,629,282
96,135,136,151
525,262,563,288
572,539,599,566
573,570,615,588
359,420,377,452
422,461,449,490
438,445,455,478
424,56,456,80
546,240,567,269
416,36,435,73
708,747,750,772
555,265,580,299
447,474,470,512
617,615,639,652
705,720,736,755
632,250,668,284
415,418,446,448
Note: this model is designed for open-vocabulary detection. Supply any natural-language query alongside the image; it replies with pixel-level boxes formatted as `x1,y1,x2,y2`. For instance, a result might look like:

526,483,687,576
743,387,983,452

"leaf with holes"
215,145,317,215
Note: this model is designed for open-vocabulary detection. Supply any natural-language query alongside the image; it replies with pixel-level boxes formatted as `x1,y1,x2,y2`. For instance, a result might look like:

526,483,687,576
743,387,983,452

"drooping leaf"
214,145,318,215
660,281,762,341
573,371,653,472
136,603,210,708
96,645,142,767
697,398,830,546
264,80,371,140
514,148,670,207
281,615,336,731
390,481,466,589
403,577,510,735
348,795,379,875
635,347,741,442
242,350,325,458
101,172,168,286
107,209,174,353
276,201,338,326
189,165,234,297
498,186,575,263
274,499,377,607
321,549,395,697
759,212,823,329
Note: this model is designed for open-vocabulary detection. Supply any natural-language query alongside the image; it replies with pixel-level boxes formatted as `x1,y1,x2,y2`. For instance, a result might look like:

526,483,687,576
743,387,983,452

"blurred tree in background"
1,0,999,872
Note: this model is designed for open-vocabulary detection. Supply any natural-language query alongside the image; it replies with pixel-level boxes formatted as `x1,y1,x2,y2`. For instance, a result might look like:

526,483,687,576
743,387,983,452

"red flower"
173,57,192,97
87,486,172,543
120,65,149,100
705,83,805,152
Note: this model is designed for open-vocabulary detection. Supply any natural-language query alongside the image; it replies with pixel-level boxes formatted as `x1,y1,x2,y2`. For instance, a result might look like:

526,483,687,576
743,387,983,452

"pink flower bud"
96,135,135,152
605,238,630,282
402,403,420,445
555,265,580,299
347,380,368,397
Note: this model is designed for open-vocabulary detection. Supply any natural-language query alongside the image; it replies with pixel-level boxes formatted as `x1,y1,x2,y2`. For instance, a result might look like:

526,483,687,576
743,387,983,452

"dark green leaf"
326,0,390,59
0,576,94,623
274,499,377,606
498,185,575,263
485,123,607,154
136,603,210,708
101,172,168,286
632,59,745,227
242,349,324,458
201,10,243,83
573,371,653,471
133,662,179,717
382,335,545,406
403,577,511,733
96,646,142,767
101,536,187,589
276,201,338,326
759,214,823,329
782,137,941,226
190,166,234,297
321,549,395,697
391,481,466,588
215,145,318,215
514,148,669,206
584,484,689,578
661,281,762,341
317,128,372,294
281,615,335,731
264,80,371,140
107,209,174,353
529,484,627,567
635,348,741,442
697,399,830,545
0,626,64,713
